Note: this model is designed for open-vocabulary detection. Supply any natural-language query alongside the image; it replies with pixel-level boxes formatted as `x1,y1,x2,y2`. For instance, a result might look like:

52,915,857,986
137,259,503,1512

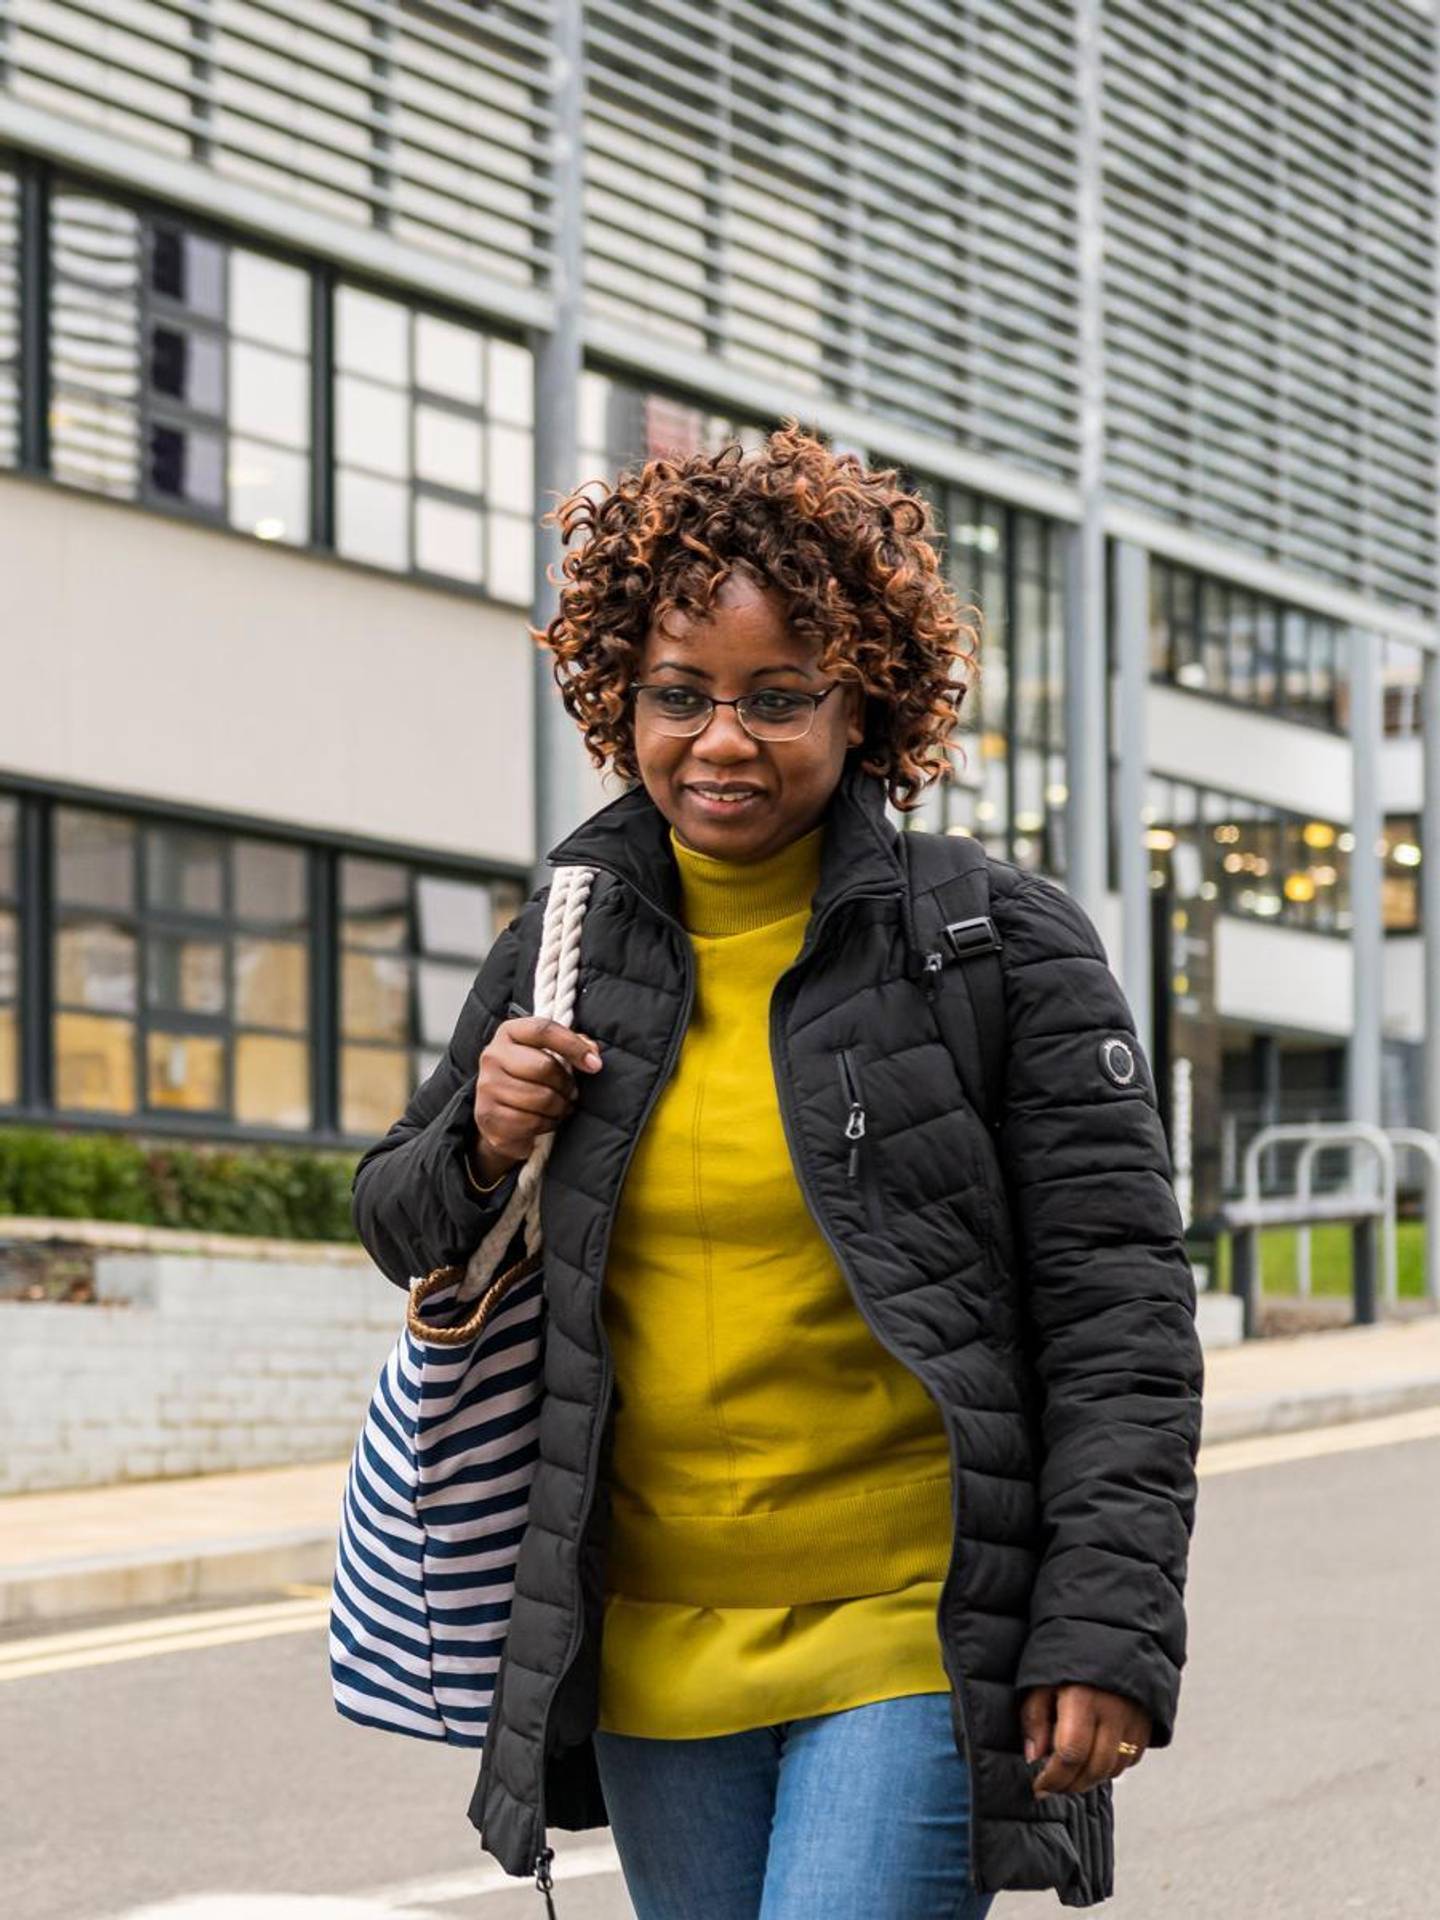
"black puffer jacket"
352,754,1205,1909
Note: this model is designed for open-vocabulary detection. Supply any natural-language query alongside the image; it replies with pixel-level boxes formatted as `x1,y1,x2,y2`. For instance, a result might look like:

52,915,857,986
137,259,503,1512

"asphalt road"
4,1417,1435,1920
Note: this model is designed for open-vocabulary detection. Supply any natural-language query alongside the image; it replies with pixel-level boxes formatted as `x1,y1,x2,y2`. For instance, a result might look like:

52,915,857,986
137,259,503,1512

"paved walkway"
3,1312,1438,1625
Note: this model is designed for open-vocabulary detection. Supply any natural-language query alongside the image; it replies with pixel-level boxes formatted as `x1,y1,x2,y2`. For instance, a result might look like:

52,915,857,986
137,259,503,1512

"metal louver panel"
581,0,1083,483
0,0,556,288
1103,0,1438,618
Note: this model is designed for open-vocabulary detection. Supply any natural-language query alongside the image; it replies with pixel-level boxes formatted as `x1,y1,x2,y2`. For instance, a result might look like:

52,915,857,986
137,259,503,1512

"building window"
1144,777,1351,934
578,369,767,487
1149,558,1346,731
339,858,524,1139
1382,816,1422,933
51,806,313,1126
334,283,534,599
903,487,1066,879
0,795,17,1104
1382,640,1424,740
49,188,313,544
0,163,18,469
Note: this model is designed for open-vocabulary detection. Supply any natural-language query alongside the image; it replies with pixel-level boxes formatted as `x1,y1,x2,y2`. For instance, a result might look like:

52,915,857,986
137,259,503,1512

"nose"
690,700,763,765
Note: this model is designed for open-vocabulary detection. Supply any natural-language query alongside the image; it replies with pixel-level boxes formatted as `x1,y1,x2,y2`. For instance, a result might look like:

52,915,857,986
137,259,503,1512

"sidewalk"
3,1313,1439,1627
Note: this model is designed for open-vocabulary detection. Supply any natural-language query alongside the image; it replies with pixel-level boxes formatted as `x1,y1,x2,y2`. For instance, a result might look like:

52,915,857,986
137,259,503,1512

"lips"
684,783,768,812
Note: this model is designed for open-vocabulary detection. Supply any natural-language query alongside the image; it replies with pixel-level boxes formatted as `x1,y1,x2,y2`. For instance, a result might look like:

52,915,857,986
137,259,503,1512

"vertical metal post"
1063,0,1108,922
1232,1225,1257,1340
1352,1216,1377,1327
1112,540,1152,1044
1423,648,1440,1198
1347,628,1384,1183
529,0,594,892
309,263,335,551
309,848,338,1138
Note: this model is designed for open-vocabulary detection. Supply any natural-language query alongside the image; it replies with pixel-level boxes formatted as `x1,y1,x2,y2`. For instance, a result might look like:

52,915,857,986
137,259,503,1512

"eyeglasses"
631,680,843,742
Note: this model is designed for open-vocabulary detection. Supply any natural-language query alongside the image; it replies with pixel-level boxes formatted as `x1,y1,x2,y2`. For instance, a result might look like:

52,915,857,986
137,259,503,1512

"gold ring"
1116,1741,1142,1758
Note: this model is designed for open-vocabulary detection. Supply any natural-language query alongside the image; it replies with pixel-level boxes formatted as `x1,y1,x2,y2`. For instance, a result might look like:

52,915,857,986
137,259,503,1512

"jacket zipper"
835,1046,884,1232
521,865,698,1904
771,952,982,1897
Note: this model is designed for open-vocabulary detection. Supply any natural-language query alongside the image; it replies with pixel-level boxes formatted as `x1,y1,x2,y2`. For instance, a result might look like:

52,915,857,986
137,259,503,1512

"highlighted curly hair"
533,420,978,810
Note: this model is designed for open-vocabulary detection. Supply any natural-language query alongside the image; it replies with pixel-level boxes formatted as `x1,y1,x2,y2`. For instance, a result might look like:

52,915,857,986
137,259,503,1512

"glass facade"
1144,776,1351,934
0,788,524,1141
335,285,535,597
1148,558,1347,731
2,169,536,604
1382,816,1422,934
911,487,1067,877
1381,639,1425,740
578,367,766,487
339,858,523,1139
50,190,313,542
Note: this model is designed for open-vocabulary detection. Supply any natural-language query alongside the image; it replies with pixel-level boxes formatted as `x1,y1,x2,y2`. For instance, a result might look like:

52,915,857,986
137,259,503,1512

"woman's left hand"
1019,1684,1151,1797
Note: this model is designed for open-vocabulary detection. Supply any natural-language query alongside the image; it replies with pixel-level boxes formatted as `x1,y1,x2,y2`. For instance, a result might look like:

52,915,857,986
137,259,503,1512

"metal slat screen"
1103,0,1438,617
581,0,1083,483
0,0,555,286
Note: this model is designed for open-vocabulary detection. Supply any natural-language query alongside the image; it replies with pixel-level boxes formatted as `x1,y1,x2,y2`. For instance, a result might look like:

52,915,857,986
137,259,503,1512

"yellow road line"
1200,1403,1440,1477
0,1597,328,1683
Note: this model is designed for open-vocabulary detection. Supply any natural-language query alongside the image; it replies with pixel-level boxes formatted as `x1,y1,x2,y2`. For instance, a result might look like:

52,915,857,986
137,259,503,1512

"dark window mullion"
310,848,339,1135
18,160,50,475
19,794,53,1109
310,262,335,549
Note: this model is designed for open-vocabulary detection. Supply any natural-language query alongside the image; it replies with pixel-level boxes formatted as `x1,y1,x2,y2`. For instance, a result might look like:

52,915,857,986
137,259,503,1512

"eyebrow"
648,660,811,681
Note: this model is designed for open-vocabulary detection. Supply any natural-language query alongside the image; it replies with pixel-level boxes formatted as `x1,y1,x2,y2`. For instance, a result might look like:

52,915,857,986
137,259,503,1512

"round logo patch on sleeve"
1099,1037,1137,1087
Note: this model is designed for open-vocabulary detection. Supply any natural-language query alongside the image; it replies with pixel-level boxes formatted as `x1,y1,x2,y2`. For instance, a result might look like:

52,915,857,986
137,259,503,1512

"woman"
352,427,1205,1917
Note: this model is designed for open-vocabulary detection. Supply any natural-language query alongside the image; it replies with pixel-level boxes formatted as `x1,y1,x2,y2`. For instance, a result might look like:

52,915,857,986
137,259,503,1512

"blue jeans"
592,1691,996,1919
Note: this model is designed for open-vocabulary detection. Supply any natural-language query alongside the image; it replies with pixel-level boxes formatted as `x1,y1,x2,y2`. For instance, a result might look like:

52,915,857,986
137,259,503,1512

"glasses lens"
636,686,712,735
739,691,815,740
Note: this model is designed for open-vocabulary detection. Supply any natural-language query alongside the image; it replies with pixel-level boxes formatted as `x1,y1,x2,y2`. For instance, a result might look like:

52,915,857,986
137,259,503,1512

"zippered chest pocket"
835,1045,885,1230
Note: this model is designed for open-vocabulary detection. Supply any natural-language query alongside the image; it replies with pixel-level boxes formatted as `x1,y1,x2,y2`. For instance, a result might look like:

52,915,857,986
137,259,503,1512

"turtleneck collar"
670,823,824,938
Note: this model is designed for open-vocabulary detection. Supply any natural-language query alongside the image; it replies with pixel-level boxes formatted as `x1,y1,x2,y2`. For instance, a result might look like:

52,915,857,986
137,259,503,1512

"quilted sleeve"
350,890,544,1290
991,869,1204,1749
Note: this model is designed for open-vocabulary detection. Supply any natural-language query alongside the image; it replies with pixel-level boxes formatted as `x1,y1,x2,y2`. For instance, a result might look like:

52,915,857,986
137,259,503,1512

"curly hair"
533,420,980,810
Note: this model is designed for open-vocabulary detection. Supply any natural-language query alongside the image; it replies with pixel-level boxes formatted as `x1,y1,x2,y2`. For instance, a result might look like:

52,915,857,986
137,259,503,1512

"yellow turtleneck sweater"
595,821,954,1738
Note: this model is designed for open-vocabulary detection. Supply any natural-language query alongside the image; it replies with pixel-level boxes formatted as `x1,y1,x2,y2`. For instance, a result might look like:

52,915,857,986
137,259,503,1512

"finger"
485,1080,573,1120
1032,1693,1100,1798
488,1044,578,1096
1068,1714,1123,1796
1018,1687,1056,1767
506,1018,602,1072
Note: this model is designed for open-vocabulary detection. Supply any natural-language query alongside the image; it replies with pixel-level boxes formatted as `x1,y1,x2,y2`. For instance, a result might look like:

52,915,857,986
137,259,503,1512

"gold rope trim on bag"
407,1247,546,1346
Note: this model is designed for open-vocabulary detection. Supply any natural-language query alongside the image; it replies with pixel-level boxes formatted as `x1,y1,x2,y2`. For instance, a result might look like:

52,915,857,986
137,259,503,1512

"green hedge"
0,1127,356,1242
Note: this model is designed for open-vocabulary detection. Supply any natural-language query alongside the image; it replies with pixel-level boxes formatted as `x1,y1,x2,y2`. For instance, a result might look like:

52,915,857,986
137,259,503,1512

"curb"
1200,1374,1440,1446
0,1528,335,1628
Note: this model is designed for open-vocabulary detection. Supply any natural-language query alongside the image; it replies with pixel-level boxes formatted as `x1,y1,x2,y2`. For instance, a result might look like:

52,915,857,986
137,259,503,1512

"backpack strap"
899,830,1007,1132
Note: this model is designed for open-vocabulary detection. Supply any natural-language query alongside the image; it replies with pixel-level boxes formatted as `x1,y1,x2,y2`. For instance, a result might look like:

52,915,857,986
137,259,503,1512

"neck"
670,823,825,936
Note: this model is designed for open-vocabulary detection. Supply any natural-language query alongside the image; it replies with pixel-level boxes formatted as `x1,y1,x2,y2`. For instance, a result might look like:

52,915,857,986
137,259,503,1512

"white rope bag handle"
455,863,596,1304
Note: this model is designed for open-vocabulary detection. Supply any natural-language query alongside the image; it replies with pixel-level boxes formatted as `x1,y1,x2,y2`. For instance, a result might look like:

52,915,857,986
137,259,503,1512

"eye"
649,686,706,713
747,689,807,718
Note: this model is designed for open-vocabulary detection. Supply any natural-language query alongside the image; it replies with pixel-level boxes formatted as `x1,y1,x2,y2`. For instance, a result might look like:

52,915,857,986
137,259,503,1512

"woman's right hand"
470,1017,604,1185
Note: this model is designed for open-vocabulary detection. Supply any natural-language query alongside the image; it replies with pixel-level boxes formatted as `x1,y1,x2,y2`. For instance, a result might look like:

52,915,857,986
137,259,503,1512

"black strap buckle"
942,914,1001,961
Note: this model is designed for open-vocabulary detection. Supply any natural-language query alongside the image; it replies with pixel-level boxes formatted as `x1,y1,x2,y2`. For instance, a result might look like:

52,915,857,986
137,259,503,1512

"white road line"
0,1597,328,1683
371,1842,624,1908
1199,1402,1440,1477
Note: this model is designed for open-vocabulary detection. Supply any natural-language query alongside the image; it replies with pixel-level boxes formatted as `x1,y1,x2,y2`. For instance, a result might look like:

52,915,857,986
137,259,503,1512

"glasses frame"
630,679,844,742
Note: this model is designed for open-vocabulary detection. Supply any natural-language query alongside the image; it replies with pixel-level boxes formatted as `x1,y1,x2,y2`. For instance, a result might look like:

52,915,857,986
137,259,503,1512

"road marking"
372,1842,624,1908
1200,1403,1440,1477
0,1595,328,1683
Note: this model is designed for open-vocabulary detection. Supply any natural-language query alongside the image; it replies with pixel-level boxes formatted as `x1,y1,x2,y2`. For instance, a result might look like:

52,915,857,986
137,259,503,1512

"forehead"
642,574,815,663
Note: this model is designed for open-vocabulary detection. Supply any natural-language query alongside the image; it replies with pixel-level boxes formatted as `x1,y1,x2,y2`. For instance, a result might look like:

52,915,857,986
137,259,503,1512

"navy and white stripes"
330,1261,545,1746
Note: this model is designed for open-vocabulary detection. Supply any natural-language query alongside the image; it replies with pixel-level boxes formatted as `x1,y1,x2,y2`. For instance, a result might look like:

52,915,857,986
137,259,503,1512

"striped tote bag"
330,865,596,1745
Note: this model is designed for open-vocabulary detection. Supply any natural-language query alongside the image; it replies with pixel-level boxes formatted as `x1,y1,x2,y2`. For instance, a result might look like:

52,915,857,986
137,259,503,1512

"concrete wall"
0,1247,402,1495
1214,916,1354,1038
0,476,536,866
1144,682,1354,824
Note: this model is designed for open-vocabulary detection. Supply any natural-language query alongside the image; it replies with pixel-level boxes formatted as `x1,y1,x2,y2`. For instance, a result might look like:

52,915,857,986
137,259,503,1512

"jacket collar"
545,748,907,927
